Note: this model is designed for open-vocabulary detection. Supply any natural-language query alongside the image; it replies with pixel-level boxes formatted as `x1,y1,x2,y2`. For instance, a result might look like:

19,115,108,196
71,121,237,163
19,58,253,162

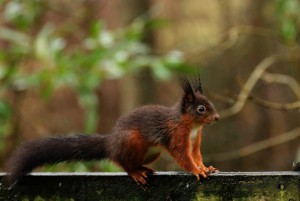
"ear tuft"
193,71,203,94
180,76,195,111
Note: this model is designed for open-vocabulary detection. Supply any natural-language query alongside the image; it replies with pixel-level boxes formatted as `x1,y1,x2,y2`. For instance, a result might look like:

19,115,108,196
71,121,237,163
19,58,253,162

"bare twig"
248,95,300,111
184,25,279,61
261,72,300,99
219,53,300,118
205,126,300,163
238,72,300,110
208,90,300,111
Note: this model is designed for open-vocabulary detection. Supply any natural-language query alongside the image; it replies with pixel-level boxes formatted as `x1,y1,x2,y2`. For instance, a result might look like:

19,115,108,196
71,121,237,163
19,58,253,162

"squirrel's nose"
214,114,220,121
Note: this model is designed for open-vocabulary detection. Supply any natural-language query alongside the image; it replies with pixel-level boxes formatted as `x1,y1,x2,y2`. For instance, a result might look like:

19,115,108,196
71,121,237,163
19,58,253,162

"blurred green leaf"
0,99,11,138
123,18,146,41
39,70,55,99
3,1,22,21
0,99,11,121
276,0,300,43
78,93,99,133
0,28,30,50
34,25,54,63
98,160,122,172
152,59,172,80
89,21,103,39
3,0,45,30
281,20,297,42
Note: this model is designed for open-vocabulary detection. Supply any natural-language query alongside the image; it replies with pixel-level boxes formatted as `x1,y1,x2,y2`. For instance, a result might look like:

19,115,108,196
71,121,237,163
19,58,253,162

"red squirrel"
5,76,220,186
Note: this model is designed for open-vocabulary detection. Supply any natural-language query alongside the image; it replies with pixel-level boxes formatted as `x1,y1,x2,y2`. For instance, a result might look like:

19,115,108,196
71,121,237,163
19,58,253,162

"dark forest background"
0,0,299,173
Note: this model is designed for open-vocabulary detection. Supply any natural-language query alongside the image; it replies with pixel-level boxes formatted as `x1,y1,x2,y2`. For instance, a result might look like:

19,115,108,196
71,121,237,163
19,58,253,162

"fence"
0,171,299,200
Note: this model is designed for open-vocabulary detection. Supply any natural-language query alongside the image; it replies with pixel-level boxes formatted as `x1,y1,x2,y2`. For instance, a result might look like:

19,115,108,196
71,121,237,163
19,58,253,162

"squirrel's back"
110,104,180,144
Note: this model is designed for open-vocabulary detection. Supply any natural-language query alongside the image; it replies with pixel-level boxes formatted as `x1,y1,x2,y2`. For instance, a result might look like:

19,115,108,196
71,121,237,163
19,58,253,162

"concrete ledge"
0,171,299,200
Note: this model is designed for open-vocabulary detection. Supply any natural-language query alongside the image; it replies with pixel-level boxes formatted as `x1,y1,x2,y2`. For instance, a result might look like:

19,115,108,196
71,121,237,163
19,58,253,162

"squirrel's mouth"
203,116,219,125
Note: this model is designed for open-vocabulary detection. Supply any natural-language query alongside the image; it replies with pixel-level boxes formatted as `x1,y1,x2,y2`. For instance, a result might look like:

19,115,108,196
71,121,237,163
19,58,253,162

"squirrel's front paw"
198,165,219,174
209,165,218,172
198,164,209,173
207,165,219,173
192,169,207,180
129,171,148,185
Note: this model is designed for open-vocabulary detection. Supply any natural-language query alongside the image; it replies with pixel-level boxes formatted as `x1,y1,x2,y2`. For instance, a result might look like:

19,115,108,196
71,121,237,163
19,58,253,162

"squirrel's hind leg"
113,129,152,185
129,169,148,185
128,166,155,185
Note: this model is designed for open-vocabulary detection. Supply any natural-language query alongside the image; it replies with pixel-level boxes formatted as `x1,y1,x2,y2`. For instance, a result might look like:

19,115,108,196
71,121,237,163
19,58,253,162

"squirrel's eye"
197,105,206,113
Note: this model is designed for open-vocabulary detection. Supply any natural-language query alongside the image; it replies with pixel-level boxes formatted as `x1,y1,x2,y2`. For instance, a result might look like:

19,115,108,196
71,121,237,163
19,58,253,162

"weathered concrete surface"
0,171,299,201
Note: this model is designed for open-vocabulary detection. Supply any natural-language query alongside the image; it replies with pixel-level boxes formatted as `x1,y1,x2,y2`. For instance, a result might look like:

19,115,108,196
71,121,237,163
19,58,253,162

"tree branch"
185,25,279,61
219,53,300,118
261,72,300,99
207,90,300,111
205,126,300,163
248,94,300,111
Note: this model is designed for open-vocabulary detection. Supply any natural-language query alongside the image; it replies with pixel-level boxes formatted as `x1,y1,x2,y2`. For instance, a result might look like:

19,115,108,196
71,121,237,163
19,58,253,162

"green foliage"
276,0,300,44
43,161,122,173
0,0,190,171
0,1,189,135
0,100,11,149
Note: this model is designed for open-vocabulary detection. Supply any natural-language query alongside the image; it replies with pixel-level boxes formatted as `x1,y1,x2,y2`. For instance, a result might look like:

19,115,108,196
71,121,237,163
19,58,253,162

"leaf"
39,70,55,100
276,0,300,43
151,59,172,80
89,21,103,39
98,161,122,172
0,28,30,50
3,1,23,21
98,30,114,48
281,20,297,42
34,25,54,63
78,93,99,133
0,99,11,121
165,50,184,66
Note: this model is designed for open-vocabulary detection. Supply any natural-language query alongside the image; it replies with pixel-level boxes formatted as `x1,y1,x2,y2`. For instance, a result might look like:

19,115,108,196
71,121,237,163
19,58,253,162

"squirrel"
5,76,220,186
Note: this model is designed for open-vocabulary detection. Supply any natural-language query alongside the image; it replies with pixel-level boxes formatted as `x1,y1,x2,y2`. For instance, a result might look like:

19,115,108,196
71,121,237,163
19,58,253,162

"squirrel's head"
181,76,220,126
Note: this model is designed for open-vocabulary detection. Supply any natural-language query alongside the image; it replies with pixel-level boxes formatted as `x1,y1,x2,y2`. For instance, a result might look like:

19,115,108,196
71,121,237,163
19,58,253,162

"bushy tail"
5,134,108,186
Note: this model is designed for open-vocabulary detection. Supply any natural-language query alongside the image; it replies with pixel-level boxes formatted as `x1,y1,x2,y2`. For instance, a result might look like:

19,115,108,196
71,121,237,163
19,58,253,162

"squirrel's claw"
193,169,207,180
199,170,207,179
130,170,149,185
198,164,209,173
198,164,219,174
207,165,219,173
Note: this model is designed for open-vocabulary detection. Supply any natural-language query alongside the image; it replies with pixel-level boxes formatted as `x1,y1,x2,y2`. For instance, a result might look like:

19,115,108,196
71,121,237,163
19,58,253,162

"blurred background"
0,0,299,173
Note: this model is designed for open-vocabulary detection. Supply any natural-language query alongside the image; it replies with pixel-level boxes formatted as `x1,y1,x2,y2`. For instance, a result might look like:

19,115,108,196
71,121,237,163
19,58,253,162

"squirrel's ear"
181,77,195,104
193,73,203,94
